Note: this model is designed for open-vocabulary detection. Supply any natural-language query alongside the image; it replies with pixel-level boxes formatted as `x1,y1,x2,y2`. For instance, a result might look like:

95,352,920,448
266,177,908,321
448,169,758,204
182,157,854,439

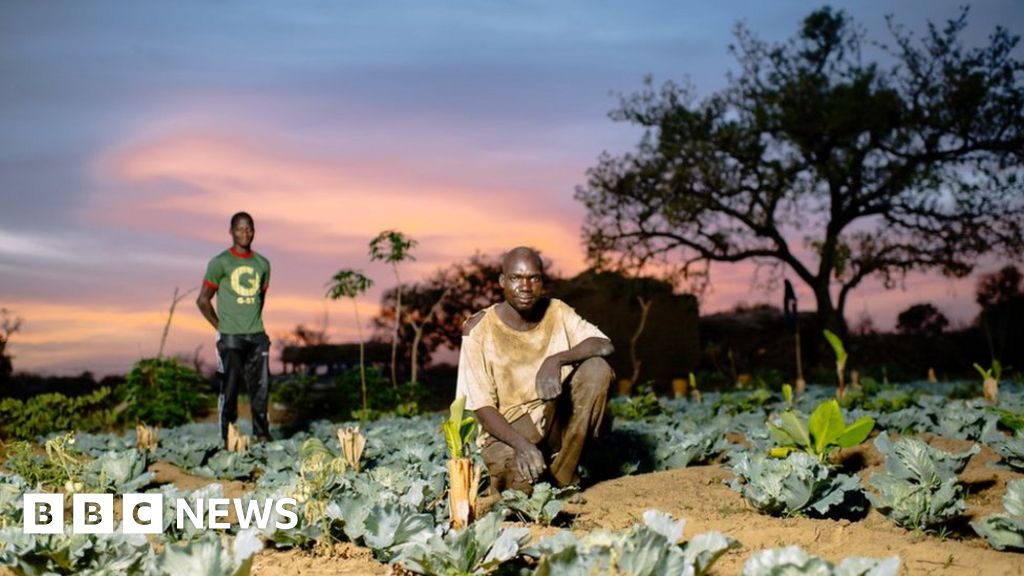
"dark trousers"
481,357,613,493
216,332,271,442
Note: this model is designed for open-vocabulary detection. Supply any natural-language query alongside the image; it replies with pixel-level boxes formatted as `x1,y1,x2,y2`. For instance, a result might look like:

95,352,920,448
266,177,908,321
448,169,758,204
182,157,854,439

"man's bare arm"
196,284,219,330
536,336,614,399
549,337,614,365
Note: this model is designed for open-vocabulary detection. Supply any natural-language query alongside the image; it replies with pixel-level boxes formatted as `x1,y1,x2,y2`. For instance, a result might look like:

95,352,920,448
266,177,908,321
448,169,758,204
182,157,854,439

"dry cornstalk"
447,457,481,529
135,423,159,453
927,367,937,383
227,422,251,453
337,426,366,472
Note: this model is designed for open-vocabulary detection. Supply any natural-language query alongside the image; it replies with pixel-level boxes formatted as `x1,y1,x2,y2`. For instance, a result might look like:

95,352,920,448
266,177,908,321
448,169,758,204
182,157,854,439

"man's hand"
535,356,563,400
514,443,546,484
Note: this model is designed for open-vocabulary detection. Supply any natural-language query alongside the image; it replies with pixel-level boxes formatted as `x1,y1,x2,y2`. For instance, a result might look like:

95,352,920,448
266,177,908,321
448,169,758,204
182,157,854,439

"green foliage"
867,432,978,531
0,530,154,575
443,396,476,459
496,483,578,525
0,388,115,440
528,510,738,576
3,433,84,489
0,473,28,529
273,369,427,426
990,435,1024,471
397,511,529,575
782,383,793,409
154,530,262,576
729,451,864,518
767,400,874,462
822,330,848,373
610,387,662,420
83,449,154,493
325,270,374,300
369,230,418,265
974,359,1003,382
652,426,731,470
121,358,210,427
990,407,1024,433
972,479,1024,551
840,388,916,413
713,389,776,416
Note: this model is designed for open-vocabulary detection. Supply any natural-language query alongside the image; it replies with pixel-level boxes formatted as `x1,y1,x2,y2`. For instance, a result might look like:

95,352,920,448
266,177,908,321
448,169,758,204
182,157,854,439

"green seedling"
782,383,794,409
975,359,1002,403
823,329,849,399
973,360,1002,382
443,396,477,459
768,399,874,463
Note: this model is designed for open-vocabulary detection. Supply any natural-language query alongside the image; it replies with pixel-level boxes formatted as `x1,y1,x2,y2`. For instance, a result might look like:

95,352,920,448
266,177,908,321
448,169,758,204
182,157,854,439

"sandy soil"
245,435,1024,576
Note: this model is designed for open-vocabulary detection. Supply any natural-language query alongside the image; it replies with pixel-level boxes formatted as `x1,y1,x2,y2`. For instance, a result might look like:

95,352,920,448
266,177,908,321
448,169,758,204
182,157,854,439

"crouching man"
455,246,614,494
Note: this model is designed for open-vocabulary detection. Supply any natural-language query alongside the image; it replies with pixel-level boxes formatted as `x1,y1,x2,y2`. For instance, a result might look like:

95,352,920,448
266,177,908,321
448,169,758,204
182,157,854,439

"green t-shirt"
203,248,271,335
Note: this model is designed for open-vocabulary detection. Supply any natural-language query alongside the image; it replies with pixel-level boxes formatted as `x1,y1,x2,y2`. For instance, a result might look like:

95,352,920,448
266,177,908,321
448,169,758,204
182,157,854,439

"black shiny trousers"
216,332,271,442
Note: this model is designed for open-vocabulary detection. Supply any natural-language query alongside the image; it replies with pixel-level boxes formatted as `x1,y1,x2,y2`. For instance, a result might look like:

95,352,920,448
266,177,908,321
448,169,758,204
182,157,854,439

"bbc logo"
22,493,298,534
24,493,163,534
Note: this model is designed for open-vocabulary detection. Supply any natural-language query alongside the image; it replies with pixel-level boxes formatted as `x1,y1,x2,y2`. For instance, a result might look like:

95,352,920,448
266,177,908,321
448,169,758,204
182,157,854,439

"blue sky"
1,1,1021,375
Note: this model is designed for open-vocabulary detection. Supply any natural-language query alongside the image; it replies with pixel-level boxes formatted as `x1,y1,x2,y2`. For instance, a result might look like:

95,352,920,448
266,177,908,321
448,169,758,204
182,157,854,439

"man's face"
500,254,544,314
231,218,254,251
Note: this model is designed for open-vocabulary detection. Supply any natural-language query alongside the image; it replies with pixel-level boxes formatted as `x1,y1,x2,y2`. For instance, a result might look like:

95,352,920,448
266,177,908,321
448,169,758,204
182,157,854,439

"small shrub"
0,388,115,439
121,358,211,427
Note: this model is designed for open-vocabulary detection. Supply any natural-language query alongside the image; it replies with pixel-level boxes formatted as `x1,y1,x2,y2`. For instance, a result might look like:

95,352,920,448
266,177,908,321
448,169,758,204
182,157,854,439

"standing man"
196,212,272,446
456,246,614,494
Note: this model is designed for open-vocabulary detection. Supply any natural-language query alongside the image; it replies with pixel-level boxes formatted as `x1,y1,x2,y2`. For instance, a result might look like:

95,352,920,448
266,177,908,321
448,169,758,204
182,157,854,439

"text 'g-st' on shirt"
203,247,270,335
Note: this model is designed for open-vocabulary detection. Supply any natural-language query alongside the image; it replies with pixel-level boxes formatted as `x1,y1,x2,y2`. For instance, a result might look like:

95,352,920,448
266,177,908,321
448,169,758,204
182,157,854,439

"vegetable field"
2,380,1023,575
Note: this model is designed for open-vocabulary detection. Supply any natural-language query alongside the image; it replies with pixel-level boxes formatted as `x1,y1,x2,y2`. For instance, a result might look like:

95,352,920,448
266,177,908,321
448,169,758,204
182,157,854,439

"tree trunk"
410,325,424,385
390,265,402,389
628,297,653,387
812,282,848,339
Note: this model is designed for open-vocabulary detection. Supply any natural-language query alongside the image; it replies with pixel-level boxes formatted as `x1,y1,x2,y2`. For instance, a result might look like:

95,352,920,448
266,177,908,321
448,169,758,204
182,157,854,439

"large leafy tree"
577,7,1023,335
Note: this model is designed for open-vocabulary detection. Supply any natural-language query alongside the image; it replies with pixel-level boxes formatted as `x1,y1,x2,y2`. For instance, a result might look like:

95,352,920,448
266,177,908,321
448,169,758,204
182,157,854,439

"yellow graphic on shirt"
230,266,261,304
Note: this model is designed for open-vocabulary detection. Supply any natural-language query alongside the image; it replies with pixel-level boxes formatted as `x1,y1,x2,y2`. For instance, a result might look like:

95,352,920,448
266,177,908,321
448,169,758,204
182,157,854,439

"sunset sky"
2,1,1021,376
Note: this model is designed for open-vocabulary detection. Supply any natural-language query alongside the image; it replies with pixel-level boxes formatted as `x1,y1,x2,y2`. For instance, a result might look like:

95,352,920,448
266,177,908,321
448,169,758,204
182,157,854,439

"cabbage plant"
396,511,529,575
729,451,863,517
741,546,899,576
989,433,1024,471
527,510,737,576
972,479,1024,551
867,432,978,531
495,482,578,525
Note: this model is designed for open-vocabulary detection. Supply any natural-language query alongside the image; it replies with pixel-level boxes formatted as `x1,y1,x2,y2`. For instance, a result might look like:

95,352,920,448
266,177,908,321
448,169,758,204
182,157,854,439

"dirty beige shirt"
455,299,608,439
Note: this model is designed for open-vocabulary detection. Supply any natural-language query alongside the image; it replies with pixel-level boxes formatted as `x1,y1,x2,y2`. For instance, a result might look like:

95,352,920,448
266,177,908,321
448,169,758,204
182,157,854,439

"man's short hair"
230,212,254,228
501,246,544,275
